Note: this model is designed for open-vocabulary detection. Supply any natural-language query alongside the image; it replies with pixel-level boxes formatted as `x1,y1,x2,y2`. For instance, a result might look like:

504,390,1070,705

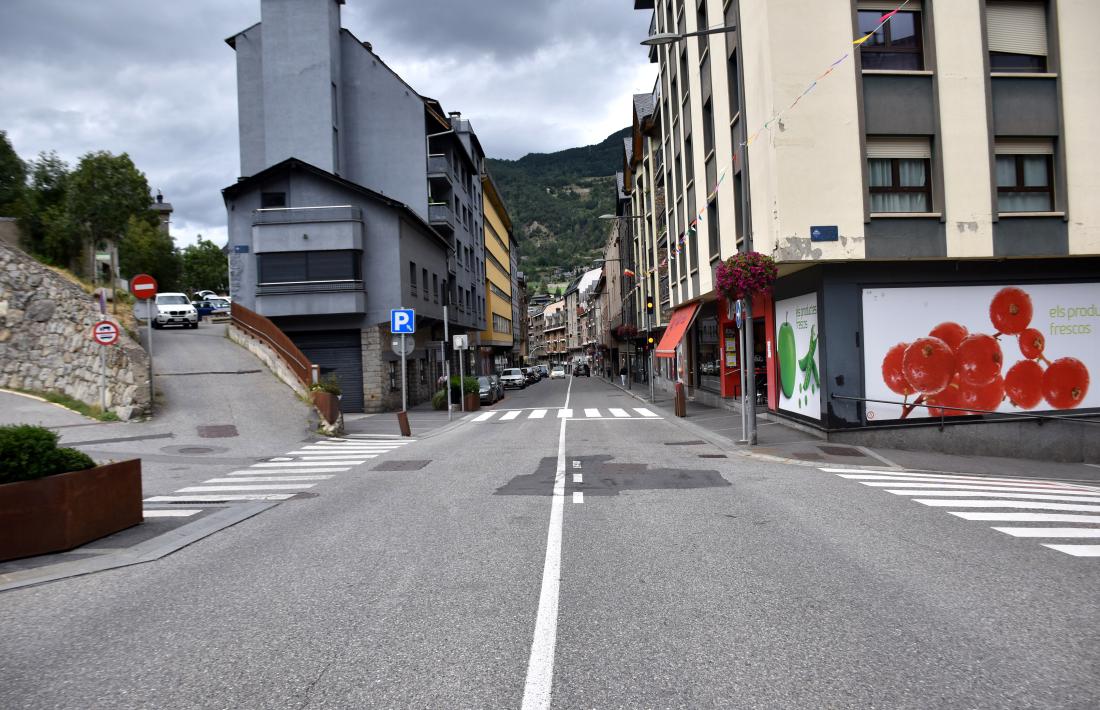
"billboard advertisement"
775,292,820,420
862,283,1099,422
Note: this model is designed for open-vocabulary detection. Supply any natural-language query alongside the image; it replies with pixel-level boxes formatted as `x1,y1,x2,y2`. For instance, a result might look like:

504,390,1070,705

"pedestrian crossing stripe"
472,407,664,422
824,467,1100,559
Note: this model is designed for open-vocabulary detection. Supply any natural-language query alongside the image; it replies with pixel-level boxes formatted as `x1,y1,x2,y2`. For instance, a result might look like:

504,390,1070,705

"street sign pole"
100,346,107,412
458,344,465,413
744,298,757,444
401,333,408,413
739,311,748,444
443,304,452,420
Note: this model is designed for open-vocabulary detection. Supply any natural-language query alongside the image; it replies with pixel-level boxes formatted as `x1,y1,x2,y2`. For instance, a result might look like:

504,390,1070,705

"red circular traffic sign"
93,320,120,346
130,273,158,300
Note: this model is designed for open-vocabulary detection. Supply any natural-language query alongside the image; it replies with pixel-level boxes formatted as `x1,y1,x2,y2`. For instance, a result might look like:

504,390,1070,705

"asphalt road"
2,374,1098,708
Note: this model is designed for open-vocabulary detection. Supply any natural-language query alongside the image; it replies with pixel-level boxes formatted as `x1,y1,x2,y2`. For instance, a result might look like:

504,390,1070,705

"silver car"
500,368,526,389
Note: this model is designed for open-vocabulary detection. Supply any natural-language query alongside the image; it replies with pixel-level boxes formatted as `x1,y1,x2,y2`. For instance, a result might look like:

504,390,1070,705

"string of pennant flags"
625,0,912,282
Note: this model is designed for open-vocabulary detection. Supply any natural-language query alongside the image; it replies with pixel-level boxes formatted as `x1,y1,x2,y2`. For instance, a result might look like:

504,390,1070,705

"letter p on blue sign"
390,308,415,334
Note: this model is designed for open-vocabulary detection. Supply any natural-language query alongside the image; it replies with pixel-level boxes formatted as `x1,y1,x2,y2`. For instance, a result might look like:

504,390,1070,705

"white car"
500,368,527,389
153,293,199,329
549,366,566,379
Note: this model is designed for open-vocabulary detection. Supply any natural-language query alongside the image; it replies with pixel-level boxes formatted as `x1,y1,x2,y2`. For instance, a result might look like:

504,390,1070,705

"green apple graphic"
778,315,796,399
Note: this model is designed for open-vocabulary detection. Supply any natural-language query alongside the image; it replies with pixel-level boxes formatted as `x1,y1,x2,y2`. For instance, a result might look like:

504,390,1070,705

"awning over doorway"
655,302,700,359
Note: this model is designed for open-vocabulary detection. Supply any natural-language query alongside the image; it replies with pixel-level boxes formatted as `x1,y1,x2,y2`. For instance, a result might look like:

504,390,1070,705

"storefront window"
696,311,721,393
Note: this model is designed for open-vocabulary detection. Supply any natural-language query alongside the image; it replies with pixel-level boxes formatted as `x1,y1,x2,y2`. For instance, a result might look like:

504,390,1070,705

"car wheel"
152,321,162,329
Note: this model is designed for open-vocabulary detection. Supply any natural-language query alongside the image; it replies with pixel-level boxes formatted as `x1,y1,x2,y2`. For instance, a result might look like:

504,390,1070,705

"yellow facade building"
479,174,515,372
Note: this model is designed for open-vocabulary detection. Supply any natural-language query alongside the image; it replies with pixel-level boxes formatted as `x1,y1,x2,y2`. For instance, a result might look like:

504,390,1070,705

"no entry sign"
93,320,119,346
130,273,158,300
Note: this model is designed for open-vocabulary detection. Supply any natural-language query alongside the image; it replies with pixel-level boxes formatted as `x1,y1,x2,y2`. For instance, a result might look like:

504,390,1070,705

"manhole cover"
159,444,230,455
818,445,865,457
372,460,431,471
664,440,707,446
197,425,239,438
177,446,215,455
698,454,727,459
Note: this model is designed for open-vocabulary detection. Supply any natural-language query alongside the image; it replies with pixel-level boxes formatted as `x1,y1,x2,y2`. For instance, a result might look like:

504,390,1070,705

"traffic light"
646,299,654,314
647,336,655,345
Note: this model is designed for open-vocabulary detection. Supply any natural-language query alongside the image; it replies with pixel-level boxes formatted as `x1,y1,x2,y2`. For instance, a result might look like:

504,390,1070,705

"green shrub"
310,373,342,396
448,375,480,396
431,389,448,410
0,426,98,484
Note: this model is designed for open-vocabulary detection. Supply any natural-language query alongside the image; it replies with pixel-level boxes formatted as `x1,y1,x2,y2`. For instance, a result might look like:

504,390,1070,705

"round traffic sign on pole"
734,299,744,330
130,273,158,300
391,335,412,357
93,320,120,346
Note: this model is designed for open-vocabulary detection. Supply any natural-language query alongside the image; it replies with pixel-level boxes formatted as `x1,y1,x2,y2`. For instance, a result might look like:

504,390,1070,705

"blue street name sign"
810,225,839,242
390,308,415,334
734,299,743,330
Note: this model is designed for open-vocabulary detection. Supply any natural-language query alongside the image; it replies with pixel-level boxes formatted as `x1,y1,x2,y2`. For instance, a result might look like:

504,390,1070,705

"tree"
67,151,155,277
555,286,563,298
180,237,228,293
19,152,72,263
0,131,25,215
119,215,180,290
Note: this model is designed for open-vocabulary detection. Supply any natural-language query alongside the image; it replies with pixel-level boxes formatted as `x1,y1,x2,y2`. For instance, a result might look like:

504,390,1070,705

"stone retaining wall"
0,242,150,420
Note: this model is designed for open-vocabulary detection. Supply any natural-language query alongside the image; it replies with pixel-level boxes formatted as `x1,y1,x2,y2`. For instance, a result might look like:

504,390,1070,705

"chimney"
156,190,164,204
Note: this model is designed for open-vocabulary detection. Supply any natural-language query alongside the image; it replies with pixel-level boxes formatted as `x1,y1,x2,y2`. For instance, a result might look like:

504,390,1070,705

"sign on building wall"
862,283,1099,422
774,292,820,420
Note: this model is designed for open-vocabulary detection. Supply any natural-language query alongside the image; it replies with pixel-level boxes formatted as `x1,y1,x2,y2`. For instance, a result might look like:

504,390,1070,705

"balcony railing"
254,206,361,225
429,202,454,231
427,154,452,183
255,280,365,297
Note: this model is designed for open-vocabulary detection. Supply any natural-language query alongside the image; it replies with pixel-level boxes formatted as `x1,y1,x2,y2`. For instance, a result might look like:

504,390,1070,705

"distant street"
2,374,1098,709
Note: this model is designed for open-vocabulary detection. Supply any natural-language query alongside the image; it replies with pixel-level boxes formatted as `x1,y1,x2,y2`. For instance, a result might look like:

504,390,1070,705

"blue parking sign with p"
390,308,415,334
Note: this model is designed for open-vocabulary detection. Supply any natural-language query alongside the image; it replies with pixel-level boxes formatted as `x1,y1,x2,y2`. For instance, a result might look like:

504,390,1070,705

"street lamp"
641,25,736,47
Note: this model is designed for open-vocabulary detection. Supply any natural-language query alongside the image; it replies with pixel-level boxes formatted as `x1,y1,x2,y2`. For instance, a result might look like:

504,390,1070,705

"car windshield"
552,367,564,372
504,369,521,376
478,377,490,386
157,295,189,305
209,298,229,307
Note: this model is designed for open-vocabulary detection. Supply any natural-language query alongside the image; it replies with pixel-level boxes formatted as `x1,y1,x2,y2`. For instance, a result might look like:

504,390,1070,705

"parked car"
192,297,231,321
192,290,218,301
549,366,566,379
500,368,526,389
477,376,500,405
152,293,198,329
489,374,504,401
523,368,539,385
537,365,550,378
573,363,591,377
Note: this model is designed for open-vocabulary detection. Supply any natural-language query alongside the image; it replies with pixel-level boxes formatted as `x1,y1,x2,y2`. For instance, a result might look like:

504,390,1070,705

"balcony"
427,154,453,186
429,202,454,232
255,280,366,318
253,206,363,253
254,206,361,224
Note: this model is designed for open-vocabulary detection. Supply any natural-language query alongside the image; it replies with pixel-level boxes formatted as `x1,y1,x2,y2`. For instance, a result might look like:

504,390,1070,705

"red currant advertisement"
775,292,821,420
862,283,1100,421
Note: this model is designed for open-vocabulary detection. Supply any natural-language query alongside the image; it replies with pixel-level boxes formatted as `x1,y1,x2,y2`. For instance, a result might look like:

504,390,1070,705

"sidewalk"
600,375,1100,484
341,399,464,439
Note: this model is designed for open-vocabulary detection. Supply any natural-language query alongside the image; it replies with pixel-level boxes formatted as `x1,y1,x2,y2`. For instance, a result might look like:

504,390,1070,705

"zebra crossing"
472,407,662,423
141,436,415,518
824,467,1100,558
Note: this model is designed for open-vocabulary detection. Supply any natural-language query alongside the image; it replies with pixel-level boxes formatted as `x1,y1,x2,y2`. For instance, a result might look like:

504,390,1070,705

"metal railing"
831,393,1100,431
255,280,364,296
254,205,361,224
427,154,452,180
428,203,454,229
230,302,318,388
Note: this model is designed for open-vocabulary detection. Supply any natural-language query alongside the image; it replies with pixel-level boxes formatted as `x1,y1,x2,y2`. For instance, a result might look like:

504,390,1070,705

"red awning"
655,302,701,359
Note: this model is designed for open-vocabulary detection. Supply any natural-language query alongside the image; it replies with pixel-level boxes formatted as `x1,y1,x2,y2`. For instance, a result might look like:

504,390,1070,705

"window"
422,268,429,300
260,192,286,209
867,138,933,213
433,274,439,303
857,4,924,70
457,287,465,312
258,251,360,283
987,1,1048,72
995,142,1053,212
466,290,473,313
409,262,417,297
702,99,714,156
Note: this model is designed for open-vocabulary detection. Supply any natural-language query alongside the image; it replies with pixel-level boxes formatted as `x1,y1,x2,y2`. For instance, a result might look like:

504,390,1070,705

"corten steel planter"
0,460,143,562
464,393,480,412
311,390,341,426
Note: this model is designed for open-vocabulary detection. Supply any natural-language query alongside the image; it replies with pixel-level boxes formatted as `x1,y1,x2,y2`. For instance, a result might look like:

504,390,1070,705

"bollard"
396,410,412,437
674,382,687,418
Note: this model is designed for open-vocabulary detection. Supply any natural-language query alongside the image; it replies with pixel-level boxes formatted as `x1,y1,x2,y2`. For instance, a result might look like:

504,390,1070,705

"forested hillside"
486,127,629,292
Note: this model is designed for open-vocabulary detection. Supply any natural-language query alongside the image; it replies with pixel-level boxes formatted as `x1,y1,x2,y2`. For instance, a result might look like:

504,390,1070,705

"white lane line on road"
204,476,334,483
886,489,1100,503
949,512,1100,523
634,408,658,417
269,457,294,462
993,527,1100,538
251,461,363,467
501,410,522,421
573,491,583,504
917,500,1100,513
609,408,630,418
228,468,350,475
529,409,548,419
144,494,296,502
341,435,413,441
572,461,581,469
583,408,602,418
573,473,582,483
521,369,573,710
285,452,379,458
1041,544,1100,557
300,444,400,450
557,409,573,418
296,457,371,463
177,484,317,492
143,509,202,518
474,412,496,422
831,470,1091,488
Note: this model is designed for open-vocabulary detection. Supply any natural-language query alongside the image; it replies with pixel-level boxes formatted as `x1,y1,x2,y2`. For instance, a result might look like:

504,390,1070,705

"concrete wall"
234,24,266,177
1060,0,1100,255
0,242,150,420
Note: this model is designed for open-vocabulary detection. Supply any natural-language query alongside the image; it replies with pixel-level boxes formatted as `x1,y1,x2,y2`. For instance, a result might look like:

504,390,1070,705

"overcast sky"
0,0,655,247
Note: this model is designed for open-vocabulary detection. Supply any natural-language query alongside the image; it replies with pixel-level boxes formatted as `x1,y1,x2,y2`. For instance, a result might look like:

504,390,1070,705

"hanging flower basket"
714,251,777,302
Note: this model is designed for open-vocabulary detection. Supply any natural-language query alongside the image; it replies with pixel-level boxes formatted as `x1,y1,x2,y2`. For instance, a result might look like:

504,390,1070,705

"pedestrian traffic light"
647,336,654,344
646,299,654,314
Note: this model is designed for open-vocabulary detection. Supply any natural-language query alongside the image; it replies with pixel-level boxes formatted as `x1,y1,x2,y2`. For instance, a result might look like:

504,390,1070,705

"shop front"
715,292,776,404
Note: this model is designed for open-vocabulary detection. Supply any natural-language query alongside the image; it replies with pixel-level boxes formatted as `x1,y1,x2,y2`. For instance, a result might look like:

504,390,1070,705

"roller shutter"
986,1,1048,57
289,330,365,413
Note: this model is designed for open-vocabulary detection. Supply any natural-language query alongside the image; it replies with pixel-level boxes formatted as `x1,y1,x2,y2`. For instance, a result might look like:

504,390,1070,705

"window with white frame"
867,137,933,213
986,1,1048,73
995,140,1054,212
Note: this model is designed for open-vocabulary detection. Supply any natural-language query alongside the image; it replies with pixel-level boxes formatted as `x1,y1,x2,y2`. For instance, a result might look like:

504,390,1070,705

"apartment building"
223,0,493,412
478,173,516,372
542,299,567,366
629,0,1099,456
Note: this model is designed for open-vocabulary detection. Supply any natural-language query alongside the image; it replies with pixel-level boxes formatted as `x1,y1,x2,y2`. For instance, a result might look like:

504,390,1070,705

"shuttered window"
866,137,932,160
867,137,933,213
995,139,1054,212
987,1,1048,72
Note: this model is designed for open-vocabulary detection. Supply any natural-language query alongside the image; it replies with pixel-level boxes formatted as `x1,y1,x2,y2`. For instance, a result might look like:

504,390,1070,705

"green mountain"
487,127,629,291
